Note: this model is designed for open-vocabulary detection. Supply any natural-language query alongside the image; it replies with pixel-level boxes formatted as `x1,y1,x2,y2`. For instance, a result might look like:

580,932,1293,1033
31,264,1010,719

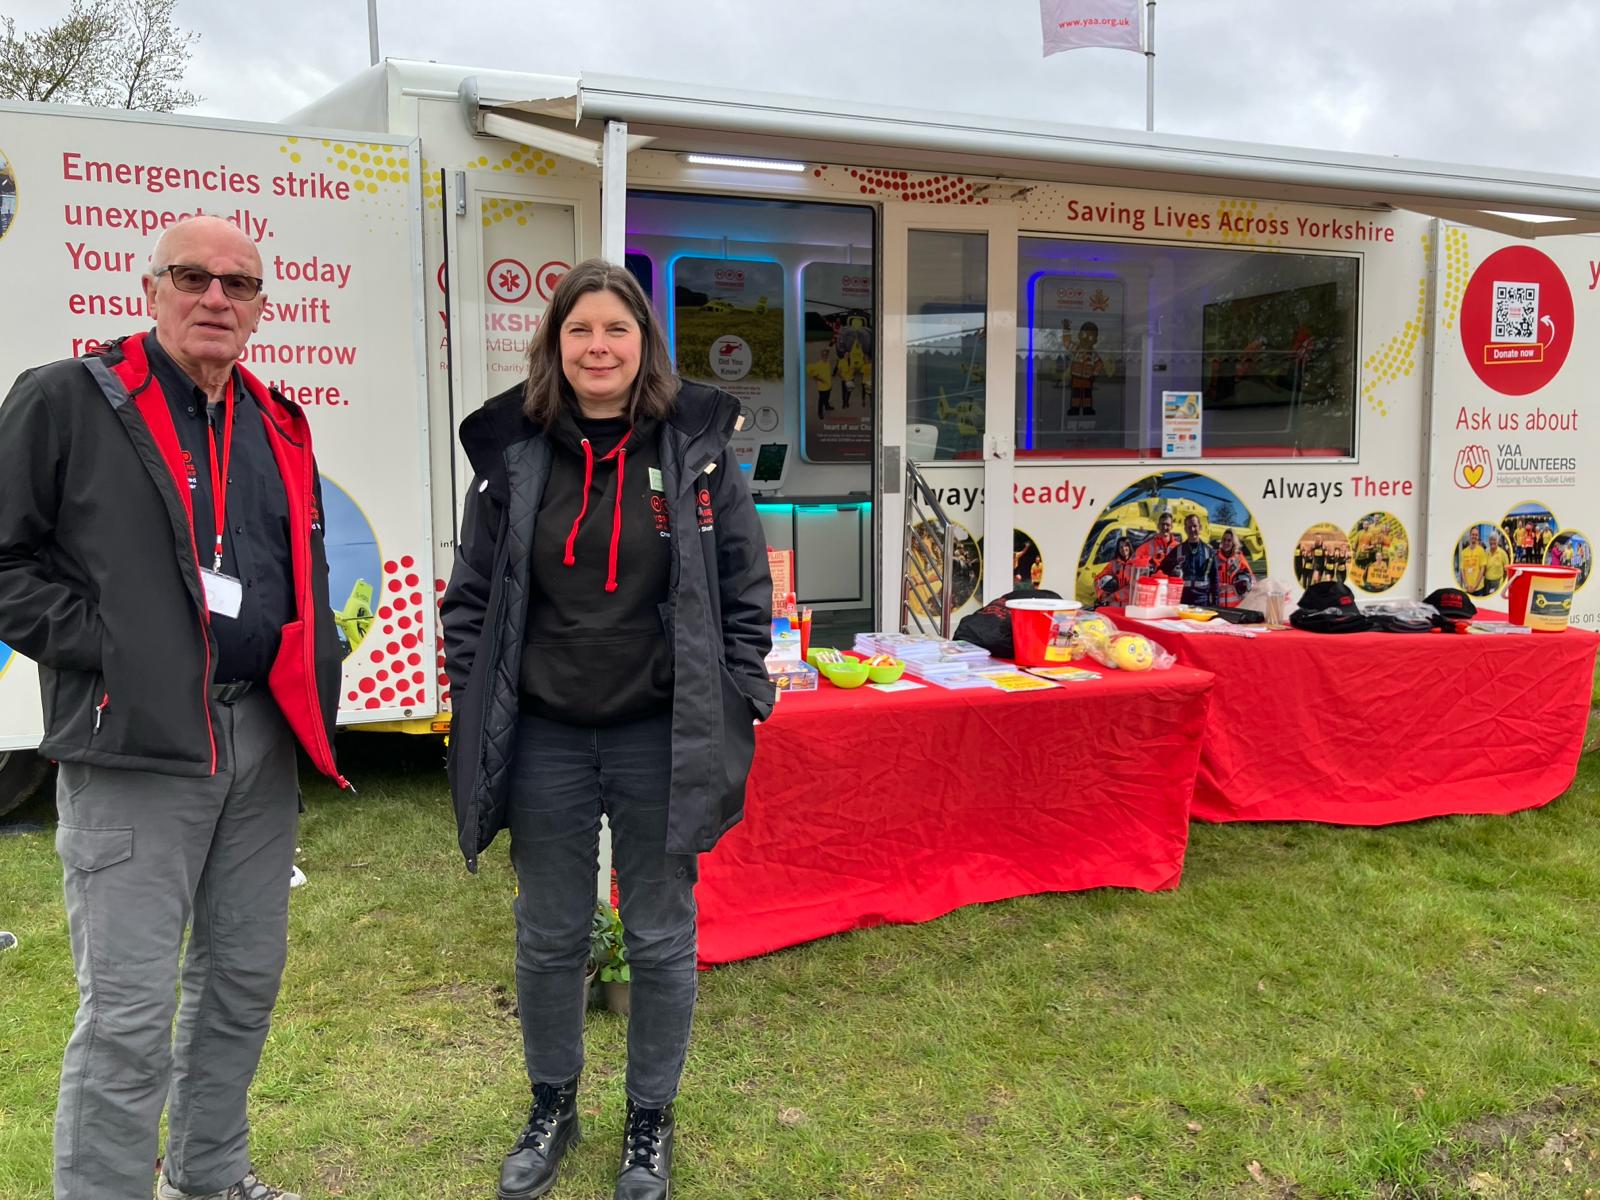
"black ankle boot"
498,1079,581,1200
613,1100,674,1200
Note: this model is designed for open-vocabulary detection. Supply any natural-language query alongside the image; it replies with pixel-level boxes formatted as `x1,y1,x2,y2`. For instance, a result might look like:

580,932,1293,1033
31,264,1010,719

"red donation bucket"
1501,563,1579,632
1006,597,1083,666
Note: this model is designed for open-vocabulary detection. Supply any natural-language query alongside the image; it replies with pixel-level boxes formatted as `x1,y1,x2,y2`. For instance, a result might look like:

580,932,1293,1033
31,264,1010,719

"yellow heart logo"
1463,465,1484,486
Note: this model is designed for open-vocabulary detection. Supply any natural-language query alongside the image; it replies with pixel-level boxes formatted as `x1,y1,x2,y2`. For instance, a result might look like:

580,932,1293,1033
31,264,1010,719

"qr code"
1493,281,1539,342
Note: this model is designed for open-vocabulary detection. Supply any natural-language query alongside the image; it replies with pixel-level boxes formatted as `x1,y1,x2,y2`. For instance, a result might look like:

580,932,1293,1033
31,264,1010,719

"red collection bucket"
1501,563,1579,631
1006,597,1082,666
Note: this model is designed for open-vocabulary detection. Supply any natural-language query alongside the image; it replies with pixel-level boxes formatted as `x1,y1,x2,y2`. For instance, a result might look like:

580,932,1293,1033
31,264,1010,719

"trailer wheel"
0,749,50,819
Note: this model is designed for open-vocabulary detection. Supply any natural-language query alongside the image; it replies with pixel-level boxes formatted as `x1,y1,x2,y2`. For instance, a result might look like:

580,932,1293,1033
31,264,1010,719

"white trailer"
4,62,1600,808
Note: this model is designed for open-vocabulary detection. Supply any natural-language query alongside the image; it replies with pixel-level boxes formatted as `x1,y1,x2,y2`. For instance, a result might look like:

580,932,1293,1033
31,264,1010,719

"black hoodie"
519,405,673,726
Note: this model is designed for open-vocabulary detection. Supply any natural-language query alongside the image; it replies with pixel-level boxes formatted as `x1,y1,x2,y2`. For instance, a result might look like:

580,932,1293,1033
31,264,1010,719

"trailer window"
905,230,988,461
1014,236,1358,461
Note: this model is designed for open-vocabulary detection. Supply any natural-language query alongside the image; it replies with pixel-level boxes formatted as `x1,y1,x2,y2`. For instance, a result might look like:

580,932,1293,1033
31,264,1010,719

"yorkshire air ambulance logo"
696,488,715,532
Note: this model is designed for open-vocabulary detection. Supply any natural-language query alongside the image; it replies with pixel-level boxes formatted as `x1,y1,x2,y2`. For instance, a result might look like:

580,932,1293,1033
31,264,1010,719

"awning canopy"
459,71,1600,238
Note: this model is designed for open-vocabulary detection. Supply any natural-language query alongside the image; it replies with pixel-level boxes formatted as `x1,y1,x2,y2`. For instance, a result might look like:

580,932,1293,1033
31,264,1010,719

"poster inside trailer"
0,105,431,749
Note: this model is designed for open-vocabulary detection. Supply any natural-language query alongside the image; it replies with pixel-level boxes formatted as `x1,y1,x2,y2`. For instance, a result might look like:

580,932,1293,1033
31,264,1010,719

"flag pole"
1145,0,1156,131
367,0,380,66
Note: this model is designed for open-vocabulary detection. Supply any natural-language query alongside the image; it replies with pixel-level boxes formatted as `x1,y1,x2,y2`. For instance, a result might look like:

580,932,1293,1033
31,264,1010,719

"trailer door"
443,170,598,504
881,201,1019,616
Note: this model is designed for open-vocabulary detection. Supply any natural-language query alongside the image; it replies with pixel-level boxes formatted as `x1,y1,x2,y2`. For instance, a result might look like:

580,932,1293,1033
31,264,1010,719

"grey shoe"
157,1168,302,1200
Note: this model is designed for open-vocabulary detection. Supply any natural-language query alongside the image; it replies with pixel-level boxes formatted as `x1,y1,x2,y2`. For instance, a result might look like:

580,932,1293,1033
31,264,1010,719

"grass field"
2,737,1599,1200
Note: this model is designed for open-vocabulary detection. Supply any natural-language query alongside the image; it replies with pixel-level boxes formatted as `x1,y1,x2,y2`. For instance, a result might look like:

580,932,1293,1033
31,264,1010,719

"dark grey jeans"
507,711,698,1108
52,692,298,1200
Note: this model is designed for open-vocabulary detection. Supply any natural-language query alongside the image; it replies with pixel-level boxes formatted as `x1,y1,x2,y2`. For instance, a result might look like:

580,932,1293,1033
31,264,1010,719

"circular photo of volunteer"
1076,470,1267,608
1548,529,1593,590
1452,521,1508,598
1346,511,1409,593
1013,529,1044,590
320,476,383,659
1500,500,1558,567
0,150,17,242
908,517,980,619
1293,522,1350,588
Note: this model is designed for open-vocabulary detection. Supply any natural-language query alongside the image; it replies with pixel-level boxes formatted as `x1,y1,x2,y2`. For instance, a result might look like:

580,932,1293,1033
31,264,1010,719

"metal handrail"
899,459,957,639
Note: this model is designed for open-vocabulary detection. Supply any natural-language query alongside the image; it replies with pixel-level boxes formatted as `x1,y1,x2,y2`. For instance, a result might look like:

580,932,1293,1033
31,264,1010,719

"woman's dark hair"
522,258,678,429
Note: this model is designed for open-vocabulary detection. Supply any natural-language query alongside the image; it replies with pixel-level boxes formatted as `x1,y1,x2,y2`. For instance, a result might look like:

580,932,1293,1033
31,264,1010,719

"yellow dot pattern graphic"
421,157,440,211
1360,252,1428,419
271,136,411,196
1213,197,1285,247
416,152,561,212
479,197,547,227
1440,226,1470,332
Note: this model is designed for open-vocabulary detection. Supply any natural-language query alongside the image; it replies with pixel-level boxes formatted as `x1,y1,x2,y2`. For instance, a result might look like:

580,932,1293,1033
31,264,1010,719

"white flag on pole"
1040,0,1144,56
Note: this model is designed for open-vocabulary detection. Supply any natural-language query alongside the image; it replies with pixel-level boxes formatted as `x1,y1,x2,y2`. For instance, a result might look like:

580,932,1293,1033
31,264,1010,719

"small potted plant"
590,899,630,1015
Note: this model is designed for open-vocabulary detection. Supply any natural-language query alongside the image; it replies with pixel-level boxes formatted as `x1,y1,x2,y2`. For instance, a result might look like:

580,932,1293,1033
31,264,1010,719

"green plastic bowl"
823,661,869,688
806,647,844,670
866,660,905,684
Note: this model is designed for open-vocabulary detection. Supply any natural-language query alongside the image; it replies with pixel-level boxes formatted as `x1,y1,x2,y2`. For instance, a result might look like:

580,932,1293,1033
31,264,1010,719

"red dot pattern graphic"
344,557,437,712
435,578,451,708
836,167,983,205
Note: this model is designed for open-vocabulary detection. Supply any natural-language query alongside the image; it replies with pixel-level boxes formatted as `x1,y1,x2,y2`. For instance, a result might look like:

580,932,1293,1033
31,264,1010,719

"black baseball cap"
1423,587,1477,629
1291,581,1371,633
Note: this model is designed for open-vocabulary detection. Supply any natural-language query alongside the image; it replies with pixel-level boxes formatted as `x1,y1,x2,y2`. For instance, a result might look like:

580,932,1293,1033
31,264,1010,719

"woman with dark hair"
442,258,774,1200
1094,534,1138,606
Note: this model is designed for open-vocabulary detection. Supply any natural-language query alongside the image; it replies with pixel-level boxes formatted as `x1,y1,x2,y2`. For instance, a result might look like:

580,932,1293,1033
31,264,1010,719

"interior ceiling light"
681,153,807,172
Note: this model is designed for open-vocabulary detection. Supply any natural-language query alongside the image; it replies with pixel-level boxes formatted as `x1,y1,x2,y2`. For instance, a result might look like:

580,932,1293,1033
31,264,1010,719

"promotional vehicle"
4,60,1600,809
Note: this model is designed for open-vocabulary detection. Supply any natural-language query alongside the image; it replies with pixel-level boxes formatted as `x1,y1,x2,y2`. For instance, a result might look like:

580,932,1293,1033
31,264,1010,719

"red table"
1106,609,1599,825
695,664,1215,965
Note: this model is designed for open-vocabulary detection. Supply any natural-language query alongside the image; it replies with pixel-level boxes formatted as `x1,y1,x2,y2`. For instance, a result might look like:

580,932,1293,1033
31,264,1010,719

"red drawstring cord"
562,439,596,566
606,448,626,592
563,429,633,590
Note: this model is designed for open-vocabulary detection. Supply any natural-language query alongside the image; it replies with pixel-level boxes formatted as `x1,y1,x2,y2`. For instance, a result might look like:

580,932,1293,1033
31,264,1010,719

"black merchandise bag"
953,588,1064,658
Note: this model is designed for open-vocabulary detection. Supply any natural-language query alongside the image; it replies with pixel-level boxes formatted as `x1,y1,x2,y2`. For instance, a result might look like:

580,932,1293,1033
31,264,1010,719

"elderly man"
0,215,346,1200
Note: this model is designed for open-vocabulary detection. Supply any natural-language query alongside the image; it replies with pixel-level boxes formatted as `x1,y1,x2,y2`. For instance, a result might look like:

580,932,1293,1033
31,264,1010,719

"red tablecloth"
695,664,1215,965
1106,609,1599,825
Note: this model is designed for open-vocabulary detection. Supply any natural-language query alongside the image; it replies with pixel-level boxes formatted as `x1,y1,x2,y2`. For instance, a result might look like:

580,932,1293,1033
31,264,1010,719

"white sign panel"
0,105,432,745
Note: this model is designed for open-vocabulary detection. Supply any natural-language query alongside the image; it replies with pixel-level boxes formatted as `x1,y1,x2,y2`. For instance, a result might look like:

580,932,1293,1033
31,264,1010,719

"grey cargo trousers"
52,692,299,1200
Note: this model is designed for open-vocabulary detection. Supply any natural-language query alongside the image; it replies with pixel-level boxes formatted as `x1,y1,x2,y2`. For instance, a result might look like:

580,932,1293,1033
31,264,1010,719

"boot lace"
516,1081,570,1152
623,1105,667,1171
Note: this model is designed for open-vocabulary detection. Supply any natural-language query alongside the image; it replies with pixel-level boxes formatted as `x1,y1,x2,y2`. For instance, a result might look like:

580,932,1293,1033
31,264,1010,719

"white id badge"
200,568,243,619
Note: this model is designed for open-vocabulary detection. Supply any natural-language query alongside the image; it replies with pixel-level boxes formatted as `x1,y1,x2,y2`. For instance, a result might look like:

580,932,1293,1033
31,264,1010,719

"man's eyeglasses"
155,265,264,301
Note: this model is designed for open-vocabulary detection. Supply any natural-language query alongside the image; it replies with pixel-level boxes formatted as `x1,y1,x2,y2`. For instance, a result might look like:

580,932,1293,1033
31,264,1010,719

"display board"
1424,226,1595,627
0,105,430,746
1025,274,1125,444
800,262,874,463
671,256,786,470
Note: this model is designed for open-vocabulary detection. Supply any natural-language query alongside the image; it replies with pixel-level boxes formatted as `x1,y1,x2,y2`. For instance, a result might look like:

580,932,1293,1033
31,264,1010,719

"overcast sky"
10,0,1598,178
